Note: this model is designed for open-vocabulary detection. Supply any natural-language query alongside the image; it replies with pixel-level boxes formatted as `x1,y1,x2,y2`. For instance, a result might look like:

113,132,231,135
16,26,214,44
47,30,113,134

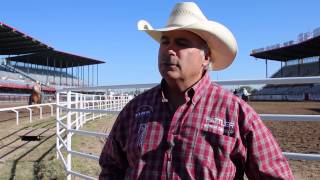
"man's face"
158,30,210,88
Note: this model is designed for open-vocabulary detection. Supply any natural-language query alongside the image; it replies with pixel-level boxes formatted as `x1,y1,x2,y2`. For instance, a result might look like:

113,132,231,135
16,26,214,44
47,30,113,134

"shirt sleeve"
241,105,294,180
99,114,128,180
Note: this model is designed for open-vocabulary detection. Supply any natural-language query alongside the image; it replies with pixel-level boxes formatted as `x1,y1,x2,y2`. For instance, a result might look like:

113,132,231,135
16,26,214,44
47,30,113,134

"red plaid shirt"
99,73,293,180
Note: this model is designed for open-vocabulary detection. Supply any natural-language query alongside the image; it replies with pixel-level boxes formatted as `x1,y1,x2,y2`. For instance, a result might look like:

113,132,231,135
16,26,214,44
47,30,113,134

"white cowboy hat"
137,2,238,70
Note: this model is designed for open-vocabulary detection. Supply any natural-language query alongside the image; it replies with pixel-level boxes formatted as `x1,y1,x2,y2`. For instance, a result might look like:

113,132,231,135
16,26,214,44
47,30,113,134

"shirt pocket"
192,127,236,169
201,129,236,155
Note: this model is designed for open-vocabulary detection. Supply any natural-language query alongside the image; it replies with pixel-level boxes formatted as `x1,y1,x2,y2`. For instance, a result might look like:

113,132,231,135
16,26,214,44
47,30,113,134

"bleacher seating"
271,61,320,78
0,65,85,87
251,60,320,101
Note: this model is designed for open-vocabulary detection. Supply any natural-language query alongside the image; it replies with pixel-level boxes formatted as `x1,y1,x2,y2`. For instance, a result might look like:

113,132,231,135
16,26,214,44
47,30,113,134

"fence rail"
56,91,131,180
56,76,320,180
0,102,56,124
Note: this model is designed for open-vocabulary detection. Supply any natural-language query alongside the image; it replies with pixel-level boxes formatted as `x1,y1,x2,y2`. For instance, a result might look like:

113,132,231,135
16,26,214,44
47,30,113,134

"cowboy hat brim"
138,19,237,71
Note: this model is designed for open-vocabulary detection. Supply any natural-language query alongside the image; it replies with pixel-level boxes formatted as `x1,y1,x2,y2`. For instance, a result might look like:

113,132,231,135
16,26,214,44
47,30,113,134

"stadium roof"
1,22,105,67
6,50,105,68
0,22,53,55
250,35,320,61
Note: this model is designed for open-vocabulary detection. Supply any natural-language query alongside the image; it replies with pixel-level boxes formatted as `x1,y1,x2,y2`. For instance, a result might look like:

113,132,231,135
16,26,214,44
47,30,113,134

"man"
99,2,293,179
33,81,42,94
29,80,42,105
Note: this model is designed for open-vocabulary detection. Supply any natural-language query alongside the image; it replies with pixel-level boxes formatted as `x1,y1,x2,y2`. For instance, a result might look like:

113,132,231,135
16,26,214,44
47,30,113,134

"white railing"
56,90,132,180
56,76,320,180
0,102,56,125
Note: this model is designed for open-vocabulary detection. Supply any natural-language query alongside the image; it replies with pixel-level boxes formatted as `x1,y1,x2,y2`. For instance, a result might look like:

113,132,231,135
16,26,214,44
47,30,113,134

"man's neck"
165,85,185,111
163,71,208,110
164,79,198,110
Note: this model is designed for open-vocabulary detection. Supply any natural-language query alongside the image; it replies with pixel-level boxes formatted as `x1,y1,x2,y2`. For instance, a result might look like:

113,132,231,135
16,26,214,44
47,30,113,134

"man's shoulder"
117,85,160,121
125,84,161,107
209,82,240,100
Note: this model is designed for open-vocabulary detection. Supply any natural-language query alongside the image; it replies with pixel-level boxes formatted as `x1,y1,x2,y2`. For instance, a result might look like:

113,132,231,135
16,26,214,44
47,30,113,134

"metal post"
318,56,320,73
56,92,60,159
77,64,80,86
92,95,95,120
26,107,32,123
82,66,84,87
66,90,72,180
66,62,69,86
281,61,283,77
265,59,268,78
42,63,44,80
298,59,301,76
54,59,56,85
12,110,19,125
75,93,79,129
60,61,62,86
92,65,94,87
48,104,53,116
72,63,74,87
97,64,98,86
38,106,43,119
80,94,84,126
46,57,49,84
87,65,90,87
99,95,102,119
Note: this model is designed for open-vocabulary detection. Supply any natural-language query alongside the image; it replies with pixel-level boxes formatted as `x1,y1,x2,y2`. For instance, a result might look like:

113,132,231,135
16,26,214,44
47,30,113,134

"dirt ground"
248,101,320,179
0,101,319,179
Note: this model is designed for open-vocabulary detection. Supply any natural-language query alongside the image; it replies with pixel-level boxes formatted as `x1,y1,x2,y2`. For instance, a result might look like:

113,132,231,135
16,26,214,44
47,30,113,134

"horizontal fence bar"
216,76,320,85
68,170,96,180
0,102,56,112
58,76,320,93
68,128,108,138
260,114,320,122
283,152,320,161
69,150,100,161
57,105,121,114
58,83,158,92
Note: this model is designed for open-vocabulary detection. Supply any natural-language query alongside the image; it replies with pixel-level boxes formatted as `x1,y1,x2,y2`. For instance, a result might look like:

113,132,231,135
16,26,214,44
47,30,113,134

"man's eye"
176,40,190,47
160,40,169,45
177,41,188,47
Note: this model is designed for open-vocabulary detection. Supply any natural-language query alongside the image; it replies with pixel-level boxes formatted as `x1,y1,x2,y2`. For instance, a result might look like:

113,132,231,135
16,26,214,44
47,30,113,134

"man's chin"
163,72,181,81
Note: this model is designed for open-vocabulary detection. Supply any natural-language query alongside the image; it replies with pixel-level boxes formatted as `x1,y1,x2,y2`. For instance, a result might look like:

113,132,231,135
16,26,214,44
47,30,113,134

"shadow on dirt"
0,120,57,180
308,108,320,113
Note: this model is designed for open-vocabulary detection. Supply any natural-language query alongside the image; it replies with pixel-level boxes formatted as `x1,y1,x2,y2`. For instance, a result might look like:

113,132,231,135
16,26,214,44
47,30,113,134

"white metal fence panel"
56,76,320,180
56,91,132,180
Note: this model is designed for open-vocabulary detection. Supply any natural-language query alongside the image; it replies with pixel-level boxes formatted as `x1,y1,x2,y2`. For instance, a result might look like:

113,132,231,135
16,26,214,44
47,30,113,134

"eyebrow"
160,35,192,44
160,35,169,41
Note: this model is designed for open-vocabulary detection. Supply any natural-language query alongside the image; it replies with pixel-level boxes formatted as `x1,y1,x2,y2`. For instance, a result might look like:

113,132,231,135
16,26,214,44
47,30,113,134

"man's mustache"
160,57,179,66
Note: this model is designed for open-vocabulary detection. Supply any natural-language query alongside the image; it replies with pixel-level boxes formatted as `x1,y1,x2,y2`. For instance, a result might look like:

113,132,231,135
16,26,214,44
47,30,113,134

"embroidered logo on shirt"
137,123,147,147
204,116,235,136
204,117,224,135
135,105,153,122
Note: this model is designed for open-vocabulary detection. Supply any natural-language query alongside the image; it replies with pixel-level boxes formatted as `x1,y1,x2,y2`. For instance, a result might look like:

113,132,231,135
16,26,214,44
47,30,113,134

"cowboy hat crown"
138,2,238,70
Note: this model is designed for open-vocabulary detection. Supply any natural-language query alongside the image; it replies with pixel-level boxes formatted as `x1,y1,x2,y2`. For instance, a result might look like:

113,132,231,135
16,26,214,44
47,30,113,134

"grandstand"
250,26,320,101
0,22,105,102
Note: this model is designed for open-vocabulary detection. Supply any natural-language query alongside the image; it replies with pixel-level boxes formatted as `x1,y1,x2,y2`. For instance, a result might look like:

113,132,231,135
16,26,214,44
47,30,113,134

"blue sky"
1,0,319,85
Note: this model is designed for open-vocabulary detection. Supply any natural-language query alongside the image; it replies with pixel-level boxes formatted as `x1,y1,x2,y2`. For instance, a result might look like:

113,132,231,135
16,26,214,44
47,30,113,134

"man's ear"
203,50,211,66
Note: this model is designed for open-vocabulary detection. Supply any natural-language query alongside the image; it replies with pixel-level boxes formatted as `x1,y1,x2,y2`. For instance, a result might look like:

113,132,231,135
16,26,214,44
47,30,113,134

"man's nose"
165,43,177,56
167,49,176,56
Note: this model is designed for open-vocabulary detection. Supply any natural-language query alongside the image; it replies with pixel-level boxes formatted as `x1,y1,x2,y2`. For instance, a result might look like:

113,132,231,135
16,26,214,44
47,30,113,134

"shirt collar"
160,72,211,105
